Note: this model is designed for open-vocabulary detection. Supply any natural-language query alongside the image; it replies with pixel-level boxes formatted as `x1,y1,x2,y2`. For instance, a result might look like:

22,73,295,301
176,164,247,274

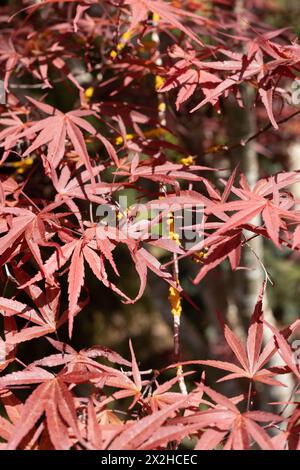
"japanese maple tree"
0,0,299,451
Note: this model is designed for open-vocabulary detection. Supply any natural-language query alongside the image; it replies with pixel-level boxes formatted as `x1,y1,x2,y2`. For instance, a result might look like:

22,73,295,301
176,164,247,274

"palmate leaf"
189,171,300,282
6,378,81,450
90,341,149,409
192,231,242,284
32,336,131,369
124,0,206,46
14,218,188,337
0,266,88,345
163,35,300,128
9,97,119,179
115,161,209,184
0,295,55,345
172,386,282,450
144,371,195,412
28,340,145,410
265,321,300,380
108,397,187,450
179,285,299,387
52,164,107,217
0,390,25,445
14,237,131,337
0,204,71,283
0,363,100,450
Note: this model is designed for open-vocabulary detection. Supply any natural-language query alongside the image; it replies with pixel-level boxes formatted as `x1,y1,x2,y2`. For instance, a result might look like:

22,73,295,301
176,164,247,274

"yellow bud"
110,50,117,59
115,133,134,145
180,156,194,166
155,75,165,90
115,136,123,145
116,42,125,52
11,157,34,170
158,102,166,112
24,157,34,166
121,30,133,41
84,86,94,100
152,12,160,23
192,247,209,264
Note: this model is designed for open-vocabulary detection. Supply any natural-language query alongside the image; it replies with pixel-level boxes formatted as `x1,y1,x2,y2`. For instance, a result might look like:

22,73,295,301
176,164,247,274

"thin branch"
203,109,300,157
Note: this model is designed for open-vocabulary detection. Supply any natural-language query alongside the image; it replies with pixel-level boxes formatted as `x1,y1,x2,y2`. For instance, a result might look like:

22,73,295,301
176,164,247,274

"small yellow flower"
121,30,133,41
115,133,135,145
158,102,166,112
152,12,160,23
155,75,165,90
84,86,94,100
10,157,34,169
8,157,34,175
180,156,194,166
192,247,209,264
117,42,125,52
110,50,117,59
115,128,165,145
111,30,134,57
115,136,123,145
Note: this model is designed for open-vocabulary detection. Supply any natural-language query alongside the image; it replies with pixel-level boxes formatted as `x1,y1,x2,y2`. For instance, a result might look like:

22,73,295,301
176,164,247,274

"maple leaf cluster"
0,296,299,450
0,0,299,450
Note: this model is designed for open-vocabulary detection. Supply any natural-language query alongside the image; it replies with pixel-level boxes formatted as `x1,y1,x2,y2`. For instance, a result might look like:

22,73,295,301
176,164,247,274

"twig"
244,239,274,286
203,109,300,157
151,12,187,395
